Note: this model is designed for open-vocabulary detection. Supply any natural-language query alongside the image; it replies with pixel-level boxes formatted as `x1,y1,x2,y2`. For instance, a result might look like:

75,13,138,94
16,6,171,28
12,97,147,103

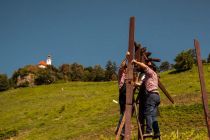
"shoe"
143,132,153,137
153,133,160,139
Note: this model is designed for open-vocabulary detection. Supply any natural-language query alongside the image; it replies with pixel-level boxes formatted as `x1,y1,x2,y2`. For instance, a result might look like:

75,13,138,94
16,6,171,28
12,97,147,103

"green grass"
0,82,119,140
159,64,210,96
0,64,210,140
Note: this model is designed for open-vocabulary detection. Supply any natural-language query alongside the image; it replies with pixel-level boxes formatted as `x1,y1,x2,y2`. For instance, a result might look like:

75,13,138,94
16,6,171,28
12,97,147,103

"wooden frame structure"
116,17,210,140
116,16,174,140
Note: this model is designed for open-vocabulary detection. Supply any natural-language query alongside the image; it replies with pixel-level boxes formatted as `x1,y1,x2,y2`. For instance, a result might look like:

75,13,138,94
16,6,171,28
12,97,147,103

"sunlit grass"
0,64,210,139
159,64,210,97
0,82,119,139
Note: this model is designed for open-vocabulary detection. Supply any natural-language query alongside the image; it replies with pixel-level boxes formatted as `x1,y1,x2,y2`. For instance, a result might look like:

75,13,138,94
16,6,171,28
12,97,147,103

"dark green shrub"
0,74,10,92
35,69,54,85
174,50,194,71
159,61,171,72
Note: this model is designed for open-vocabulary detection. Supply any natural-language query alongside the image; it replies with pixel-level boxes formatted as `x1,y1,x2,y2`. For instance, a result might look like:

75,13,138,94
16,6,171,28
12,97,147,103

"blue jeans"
144,92,160,134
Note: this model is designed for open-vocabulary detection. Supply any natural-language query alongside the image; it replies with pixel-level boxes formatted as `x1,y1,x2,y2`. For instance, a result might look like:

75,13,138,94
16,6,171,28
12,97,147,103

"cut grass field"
0,64,210,140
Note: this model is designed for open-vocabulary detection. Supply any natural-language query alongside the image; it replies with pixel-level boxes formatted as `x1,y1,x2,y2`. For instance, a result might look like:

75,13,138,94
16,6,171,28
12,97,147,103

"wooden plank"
158,80,174,104
116,114,126,140
134,102,144,140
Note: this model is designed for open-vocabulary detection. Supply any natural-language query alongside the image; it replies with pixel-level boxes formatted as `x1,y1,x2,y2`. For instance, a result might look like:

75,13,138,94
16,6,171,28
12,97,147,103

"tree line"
1,50,210,92
0,60,118,91
159,49,210,72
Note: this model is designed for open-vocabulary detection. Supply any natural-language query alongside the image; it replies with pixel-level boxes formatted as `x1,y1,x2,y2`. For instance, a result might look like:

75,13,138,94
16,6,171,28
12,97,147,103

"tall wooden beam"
194,39,210,139
125,16,135,140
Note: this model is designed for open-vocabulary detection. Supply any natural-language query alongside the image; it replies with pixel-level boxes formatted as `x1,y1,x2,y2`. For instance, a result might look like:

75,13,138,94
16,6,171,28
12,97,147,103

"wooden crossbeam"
158,80,174,104
116,97,144,140
116,114,126,140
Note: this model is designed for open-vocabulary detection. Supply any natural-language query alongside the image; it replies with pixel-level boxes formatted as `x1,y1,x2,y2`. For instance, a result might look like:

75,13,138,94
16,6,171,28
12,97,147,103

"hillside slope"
0,64,210,140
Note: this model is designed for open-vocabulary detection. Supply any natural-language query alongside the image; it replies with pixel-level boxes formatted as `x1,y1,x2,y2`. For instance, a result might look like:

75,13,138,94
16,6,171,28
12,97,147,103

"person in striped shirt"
132,59,161,139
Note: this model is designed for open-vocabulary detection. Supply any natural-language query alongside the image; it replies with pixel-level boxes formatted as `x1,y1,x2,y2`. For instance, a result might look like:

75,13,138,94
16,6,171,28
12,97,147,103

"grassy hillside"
0,64,210,140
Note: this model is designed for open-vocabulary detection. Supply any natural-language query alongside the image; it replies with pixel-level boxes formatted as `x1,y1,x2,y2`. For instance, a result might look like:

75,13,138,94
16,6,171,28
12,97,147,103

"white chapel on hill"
38,55,52,68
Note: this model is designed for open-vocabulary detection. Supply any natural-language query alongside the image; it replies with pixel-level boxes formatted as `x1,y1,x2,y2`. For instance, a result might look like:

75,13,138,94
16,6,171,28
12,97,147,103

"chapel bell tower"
46,55,52,65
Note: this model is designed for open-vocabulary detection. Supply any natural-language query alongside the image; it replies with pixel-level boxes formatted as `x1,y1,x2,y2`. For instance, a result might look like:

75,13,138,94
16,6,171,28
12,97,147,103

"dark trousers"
119,83,126,114
144,92,160,134
116,83,126,134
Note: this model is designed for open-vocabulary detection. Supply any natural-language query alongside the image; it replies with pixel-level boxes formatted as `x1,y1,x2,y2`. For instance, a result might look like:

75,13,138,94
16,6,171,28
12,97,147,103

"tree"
202,59,207,64
174,49,194,71
11,64,59,87
187,48,196,63
46,65,59,82
159,61,170,72
83,66,95,81
207,53,210,63
11,66,34,87
59,64,71,81
170,64,174,69
0,74,10,91
35,69,54,85
70,63,84,81
105,60,117,81
93,65,105,81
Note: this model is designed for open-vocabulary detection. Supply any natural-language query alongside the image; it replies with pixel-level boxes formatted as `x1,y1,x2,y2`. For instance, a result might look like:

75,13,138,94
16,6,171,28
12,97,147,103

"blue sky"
0,0,210,77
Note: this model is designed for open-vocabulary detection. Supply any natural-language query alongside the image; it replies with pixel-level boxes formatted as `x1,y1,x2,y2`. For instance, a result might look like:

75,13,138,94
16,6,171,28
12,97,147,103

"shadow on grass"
0,129,18,140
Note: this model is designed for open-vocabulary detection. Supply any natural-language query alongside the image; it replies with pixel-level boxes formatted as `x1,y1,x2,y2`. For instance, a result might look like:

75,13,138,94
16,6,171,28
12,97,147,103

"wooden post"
194,39,210,139
125,16,135,140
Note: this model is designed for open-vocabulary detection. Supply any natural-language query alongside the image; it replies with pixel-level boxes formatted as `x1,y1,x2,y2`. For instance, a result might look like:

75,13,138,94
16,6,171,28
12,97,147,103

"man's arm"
131,59,147,70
